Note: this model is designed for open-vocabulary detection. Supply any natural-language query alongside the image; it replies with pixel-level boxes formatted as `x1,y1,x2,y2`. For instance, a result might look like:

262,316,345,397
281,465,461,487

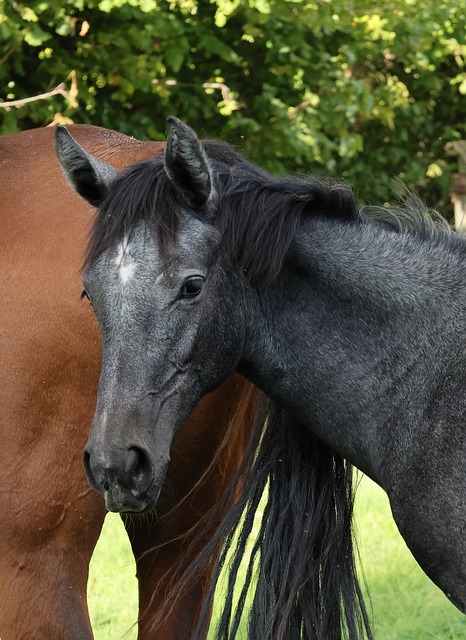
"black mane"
85,140,359,284
86,139,453,284
215,163,359,285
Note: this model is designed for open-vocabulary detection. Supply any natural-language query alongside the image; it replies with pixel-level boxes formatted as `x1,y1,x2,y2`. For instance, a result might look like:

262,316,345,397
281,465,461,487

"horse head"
55,120,244,512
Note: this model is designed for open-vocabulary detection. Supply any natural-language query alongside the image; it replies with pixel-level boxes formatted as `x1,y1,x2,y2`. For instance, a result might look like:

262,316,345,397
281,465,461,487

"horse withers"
55,117,466,639
0,124,254,640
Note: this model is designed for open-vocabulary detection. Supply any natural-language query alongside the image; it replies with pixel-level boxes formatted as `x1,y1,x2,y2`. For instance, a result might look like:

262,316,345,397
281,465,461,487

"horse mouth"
103,482,160,513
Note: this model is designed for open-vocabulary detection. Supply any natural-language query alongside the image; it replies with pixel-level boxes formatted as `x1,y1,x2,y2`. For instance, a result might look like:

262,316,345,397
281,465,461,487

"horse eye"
180,276,204,299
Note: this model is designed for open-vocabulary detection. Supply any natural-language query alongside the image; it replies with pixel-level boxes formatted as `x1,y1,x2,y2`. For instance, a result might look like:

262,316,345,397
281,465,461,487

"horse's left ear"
164,117,214,212
54,126,119,208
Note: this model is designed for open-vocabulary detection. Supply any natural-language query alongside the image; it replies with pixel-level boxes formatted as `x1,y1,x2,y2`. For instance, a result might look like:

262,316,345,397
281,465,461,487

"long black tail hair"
159,394,372,640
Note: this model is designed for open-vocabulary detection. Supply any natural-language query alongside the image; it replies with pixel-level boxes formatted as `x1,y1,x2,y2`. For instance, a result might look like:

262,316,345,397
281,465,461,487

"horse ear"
54,126,119,208
164,117,213,212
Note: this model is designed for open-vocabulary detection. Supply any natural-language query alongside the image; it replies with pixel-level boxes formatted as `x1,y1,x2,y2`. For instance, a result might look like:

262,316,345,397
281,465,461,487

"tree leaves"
1,0,465,212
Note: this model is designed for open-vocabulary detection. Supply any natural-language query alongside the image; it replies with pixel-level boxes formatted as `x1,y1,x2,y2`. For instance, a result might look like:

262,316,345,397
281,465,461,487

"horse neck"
239,217,466,488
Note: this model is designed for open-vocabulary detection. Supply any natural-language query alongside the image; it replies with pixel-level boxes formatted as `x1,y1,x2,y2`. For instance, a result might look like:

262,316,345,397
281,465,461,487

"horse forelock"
84,158,182,269
84,141,246,269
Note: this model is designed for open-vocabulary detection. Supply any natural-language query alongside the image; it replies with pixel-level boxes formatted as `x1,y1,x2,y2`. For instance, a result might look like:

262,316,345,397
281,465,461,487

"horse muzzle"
83,444,163,512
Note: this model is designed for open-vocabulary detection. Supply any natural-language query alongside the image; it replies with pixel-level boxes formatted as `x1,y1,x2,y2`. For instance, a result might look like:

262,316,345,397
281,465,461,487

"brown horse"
0,125,255,639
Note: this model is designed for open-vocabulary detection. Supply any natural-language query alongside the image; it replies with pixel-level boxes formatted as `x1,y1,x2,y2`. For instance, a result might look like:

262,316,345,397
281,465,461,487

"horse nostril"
83,445,153,504
83,448,111,492
83,449,94,485
126,446,152,492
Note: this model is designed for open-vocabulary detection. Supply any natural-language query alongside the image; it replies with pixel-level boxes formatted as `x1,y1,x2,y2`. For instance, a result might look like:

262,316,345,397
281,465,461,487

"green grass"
88,513,138,640
355,477,466,639
88,476,466,639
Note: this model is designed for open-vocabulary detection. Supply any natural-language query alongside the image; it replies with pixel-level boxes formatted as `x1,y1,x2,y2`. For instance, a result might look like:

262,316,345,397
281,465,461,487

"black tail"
156,396,372,639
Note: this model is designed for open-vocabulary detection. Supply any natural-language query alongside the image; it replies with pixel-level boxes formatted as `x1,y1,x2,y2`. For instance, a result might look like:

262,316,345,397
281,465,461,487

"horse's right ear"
54,126,119,208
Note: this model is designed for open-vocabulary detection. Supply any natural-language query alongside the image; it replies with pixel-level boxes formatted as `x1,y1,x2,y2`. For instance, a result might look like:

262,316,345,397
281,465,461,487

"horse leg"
124,377,255,639
388,463,466,613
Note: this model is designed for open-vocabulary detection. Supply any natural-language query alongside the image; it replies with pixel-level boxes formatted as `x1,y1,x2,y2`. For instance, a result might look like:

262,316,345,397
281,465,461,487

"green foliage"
1,0,465,210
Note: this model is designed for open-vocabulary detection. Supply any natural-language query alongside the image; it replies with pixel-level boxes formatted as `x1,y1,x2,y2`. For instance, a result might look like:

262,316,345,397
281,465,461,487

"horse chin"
103,482,161,514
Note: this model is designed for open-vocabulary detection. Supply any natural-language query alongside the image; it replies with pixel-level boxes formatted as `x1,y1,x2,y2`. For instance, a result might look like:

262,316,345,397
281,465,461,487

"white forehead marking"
155,272,164,285
115,238,136,284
